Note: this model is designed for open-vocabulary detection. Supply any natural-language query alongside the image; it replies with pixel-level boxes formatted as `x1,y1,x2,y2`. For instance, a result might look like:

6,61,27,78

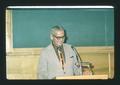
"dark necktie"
58,50,64,70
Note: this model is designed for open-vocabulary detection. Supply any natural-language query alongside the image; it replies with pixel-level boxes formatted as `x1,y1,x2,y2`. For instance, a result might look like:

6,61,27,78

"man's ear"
50,34,53,40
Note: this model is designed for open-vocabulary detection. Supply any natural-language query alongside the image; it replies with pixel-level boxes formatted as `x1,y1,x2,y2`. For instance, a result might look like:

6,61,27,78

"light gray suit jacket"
37,43,82,79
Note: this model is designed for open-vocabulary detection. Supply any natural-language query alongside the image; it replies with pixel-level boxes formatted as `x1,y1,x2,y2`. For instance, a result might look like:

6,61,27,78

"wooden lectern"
55,75,108,80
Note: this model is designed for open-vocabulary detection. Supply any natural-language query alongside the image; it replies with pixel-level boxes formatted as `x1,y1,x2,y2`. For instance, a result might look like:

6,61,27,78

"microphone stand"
71,46,83,75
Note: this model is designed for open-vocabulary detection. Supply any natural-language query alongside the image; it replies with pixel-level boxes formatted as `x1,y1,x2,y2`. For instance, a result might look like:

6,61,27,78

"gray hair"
50,25,64,36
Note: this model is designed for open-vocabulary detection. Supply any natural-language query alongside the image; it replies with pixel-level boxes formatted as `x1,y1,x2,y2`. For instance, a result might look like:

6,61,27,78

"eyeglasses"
53,35,65,40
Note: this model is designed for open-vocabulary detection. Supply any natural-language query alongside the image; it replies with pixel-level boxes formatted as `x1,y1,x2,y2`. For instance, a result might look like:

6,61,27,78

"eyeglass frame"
53,34,65,40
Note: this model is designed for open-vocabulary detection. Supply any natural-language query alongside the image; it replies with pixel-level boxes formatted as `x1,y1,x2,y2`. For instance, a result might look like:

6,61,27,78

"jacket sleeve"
37,49,48,79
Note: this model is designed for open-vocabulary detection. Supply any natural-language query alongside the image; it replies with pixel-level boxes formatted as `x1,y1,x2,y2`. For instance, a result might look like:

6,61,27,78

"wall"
6,47,114,79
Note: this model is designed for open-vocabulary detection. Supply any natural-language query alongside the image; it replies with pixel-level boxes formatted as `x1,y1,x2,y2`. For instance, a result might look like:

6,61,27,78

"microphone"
71,46,82,64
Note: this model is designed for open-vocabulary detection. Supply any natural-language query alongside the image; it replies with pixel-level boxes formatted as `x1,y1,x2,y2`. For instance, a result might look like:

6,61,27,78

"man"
38,25,82,79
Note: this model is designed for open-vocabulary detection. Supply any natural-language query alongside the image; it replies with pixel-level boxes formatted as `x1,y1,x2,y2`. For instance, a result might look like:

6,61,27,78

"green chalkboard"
12,8,114,48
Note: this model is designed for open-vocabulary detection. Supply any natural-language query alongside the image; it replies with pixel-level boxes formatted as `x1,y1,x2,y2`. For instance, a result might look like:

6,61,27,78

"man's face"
52,30,65,47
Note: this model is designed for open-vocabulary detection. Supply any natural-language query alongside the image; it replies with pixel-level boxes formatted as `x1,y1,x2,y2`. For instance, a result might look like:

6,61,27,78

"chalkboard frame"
6,6,114,52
